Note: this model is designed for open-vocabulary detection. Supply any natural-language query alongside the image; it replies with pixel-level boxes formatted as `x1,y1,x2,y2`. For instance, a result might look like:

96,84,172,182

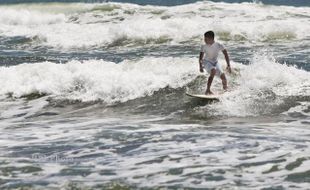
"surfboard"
186,92,220,101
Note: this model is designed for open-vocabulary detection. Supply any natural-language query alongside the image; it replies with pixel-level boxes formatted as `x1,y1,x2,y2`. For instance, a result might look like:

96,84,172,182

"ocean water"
0,0,310,189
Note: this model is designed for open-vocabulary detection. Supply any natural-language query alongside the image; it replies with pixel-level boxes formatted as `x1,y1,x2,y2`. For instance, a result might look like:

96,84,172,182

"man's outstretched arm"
199,52,204,73
222,49,231,73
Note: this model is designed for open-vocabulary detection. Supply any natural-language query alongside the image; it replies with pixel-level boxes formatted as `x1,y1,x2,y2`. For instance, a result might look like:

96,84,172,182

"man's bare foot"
205,90,213,95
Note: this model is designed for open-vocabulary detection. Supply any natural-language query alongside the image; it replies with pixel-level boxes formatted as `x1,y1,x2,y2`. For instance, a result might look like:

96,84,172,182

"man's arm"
199,52,204,73
222,49,231,73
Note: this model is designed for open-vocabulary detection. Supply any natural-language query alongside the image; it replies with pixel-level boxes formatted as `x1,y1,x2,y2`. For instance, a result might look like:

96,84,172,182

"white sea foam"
207,53,310,117
0,1,309,48
0,57,198,103
0,53,309,118
0,9,65,26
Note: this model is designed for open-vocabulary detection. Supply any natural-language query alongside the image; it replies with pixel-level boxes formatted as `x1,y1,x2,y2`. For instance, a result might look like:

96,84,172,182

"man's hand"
226,65,232,74
200,66,204,73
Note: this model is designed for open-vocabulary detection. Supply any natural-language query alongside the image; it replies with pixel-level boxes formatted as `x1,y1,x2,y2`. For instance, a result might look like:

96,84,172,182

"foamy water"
0,1,309,189
1,1,310,49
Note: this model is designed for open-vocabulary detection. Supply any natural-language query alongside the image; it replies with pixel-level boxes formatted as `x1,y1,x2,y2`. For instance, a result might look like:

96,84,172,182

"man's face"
204,37,214,45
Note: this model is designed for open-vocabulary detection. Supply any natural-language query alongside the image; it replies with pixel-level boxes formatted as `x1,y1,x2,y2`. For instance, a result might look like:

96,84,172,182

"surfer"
199,31,231,95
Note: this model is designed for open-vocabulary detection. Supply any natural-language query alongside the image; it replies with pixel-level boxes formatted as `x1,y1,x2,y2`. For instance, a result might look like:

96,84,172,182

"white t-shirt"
200,42,225,63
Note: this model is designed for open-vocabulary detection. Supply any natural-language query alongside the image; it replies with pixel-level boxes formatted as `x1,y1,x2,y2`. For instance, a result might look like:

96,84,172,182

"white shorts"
204,60,223,77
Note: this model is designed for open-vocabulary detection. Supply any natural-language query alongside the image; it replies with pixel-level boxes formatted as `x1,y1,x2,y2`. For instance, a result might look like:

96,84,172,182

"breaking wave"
0,53,309,117
0,1,309,48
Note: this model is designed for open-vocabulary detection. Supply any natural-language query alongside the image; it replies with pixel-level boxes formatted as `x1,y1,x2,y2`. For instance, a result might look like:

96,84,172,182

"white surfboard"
186,92,220,101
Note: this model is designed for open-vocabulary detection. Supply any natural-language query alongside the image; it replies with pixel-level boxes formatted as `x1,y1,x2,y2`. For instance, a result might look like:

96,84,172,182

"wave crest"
0,2,309,48
0,57,197,103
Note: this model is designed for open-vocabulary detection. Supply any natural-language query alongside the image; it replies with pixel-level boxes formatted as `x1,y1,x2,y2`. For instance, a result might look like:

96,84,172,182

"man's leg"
206,69,216,94
220,73,228,90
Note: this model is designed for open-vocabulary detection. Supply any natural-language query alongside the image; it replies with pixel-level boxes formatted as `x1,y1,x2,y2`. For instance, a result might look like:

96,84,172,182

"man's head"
204,31,215,45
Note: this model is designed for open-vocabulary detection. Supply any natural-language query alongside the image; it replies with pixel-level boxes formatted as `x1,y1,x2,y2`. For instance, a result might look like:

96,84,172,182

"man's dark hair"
204,31,215,39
